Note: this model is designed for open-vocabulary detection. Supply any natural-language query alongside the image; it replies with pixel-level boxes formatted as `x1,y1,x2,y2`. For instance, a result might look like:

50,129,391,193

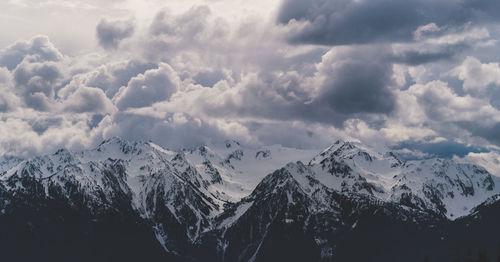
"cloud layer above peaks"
1,0,500,175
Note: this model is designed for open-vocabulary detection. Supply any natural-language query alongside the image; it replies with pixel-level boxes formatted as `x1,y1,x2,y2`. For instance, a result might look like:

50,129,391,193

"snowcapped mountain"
0,137,317,257
306,140,500,218
1,137,500,261
0,155,22,173
183,140,318,204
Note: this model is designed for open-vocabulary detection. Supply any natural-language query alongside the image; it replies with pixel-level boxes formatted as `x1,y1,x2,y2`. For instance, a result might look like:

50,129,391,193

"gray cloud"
199,46,396,126
62,86,114,114
98,111,236,150
396,78,500,148
244,120,342,149
459,122,500,146
0,35,63,70
277,0,500,45
82,59,156,98
313,47,395,117
193,70,226,87
96,18,135,50
0,67,19,112
1,1,500,169
113,63,179,110
13,60,62,111
391,46,461,66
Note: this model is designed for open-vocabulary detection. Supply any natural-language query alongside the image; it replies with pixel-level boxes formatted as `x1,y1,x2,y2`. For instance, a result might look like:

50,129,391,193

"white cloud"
408,80,500,125
113,63,180,110
0,35,63,70
413,23,441,40
453,56,500,91
0,112,95,156
61,86,115,114
380,124,437,144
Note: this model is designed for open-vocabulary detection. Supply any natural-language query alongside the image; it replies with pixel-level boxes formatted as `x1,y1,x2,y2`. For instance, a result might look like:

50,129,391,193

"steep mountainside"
1,138,499,261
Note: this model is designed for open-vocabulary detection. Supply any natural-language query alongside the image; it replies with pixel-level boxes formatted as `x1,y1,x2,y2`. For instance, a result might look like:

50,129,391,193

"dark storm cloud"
96,18,135,50
198,46,396,127
306,46,396,124
314,58,395,115
277,0,500,45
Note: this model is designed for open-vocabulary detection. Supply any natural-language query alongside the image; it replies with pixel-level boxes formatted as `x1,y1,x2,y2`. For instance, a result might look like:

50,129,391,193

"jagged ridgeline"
1,138,500,262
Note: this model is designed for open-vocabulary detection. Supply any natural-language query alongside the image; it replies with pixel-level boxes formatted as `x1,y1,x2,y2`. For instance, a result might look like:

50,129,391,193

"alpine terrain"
1,138,500,261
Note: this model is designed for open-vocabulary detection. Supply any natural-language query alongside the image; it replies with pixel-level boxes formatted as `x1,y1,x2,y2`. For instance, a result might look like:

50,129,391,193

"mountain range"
1,137,500,261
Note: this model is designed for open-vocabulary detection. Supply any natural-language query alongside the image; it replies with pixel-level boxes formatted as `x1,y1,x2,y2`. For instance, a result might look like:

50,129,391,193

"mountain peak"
224,139,241,149
95,137,147,155
309,140,370,165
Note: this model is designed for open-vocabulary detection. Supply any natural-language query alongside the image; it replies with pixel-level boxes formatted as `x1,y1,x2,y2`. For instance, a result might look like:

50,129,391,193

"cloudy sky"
1,0,500,174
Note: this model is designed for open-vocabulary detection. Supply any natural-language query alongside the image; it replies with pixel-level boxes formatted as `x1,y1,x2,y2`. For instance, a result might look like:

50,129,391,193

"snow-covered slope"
0,155,22,173
307,140,499,218
0,137,318,253
183,140,318,205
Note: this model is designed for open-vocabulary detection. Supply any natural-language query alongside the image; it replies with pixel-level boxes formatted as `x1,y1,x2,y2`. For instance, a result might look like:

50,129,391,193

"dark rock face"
0,178,168,262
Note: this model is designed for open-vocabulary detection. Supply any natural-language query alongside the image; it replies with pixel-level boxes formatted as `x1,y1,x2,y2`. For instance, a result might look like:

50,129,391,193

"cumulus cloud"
140,45,396,129
0,0,500,177
312,46,396,118
0,67,20,112
96,18,135,50
0,114,96,157
0,35,63,70
408,80,500,125
453,56,500,91
13,60,62,111
148,6,229,49
96,111,244,150
61,86,115,114
113,63,180,110
85,60,156,98
382,79,500,150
